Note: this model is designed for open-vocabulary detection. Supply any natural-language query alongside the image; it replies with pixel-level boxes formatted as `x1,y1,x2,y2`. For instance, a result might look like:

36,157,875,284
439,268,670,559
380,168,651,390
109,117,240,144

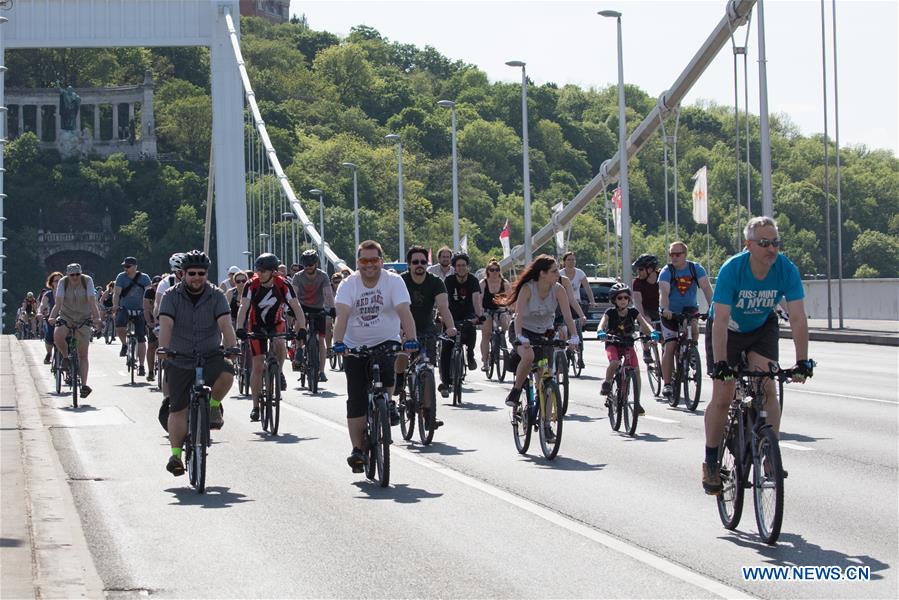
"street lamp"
258,232,271,254
437,100,460,252
385,134,404,261
309,189,325,263
598,10,632,279
505,60,532,264
242,250,253,270
281,211,296,265
341,162,360,252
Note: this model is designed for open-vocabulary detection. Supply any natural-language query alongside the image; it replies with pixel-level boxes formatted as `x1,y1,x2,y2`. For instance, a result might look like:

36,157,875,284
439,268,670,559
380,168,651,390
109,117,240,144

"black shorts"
344,352,396,419
507,328,553,373
661,307,700,342
166,355,235,412
705,313,779,369
303,307,327,336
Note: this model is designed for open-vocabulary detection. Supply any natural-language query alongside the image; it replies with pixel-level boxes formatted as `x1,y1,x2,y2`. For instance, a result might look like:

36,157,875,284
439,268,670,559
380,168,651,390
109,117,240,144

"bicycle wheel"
375,395,391,487
539,380,563,459
399,374,415,441
329,349,338,370
308,341,320,395
364,402,376,481
497,340,509,383
261,365,275,432
104,319,114,344
752,426,785,544
607,377,622,431
336,353,344,372
777,377,785,413
716,416,745,530
452,350,463,406
512,387,531,454
683,345,702,412
192,397,209,494
646,344,662,397
129,338,136,385
487,339,496,380
70,353,80,408
557,351,570,416
417,368,437,446
238,345,250,396
621,369,639,437
269,363,281,435
54,351,63,394
669,348,682,407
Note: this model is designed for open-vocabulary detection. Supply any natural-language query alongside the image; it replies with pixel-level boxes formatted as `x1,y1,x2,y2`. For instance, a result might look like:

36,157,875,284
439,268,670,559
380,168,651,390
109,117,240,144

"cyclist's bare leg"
348,416,365,449
211,371,234,402
167,408,187,451
500,313,511,332
514,345,534,389
325,317,333,349
748,350,780,434
147,338,157,373
318,335,327,369
704,378,737,447
250,355,265,408
480,316,493,364
138,341,147,368
661,338,676,384
394,351,409,377
274,338,287,371
77,339,90,385
52,326,68,358
116,326,127,347
605,359,619,383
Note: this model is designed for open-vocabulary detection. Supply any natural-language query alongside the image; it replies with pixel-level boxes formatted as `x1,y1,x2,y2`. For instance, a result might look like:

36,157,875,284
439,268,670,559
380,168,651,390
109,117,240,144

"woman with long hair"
39,271,63,363
479,258,512,369
498,255,579,409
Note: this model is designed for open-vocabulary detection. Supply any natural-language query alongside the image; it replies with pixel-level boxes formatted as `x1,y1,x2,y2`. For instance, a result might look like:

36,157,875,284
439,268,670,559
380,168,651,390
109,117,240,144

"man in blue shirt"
112,256,152,377
658,241,714,400
701,216,814,495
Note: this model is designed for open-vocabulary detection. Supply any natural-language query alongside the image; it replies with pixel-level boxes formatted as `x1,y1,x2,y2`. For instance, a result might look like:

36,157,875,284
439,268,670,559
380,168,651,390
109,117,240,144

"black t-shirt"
604,307,640,347
444,274,480,320
144,287,156,302
402,271,446,335
632,276,660,316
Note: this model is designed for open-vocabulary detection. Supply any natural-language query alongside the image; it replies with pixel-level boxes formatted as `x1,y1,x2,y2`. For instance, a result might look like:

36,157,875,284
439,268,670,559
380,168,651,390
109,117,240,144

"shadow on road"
780,431,830,443
164,486,253,508
59,404,99,412
352,481,443,503
520,454,606,472
0,537,24,547
447,401,499,413
116,382,152,388
403,441,477,456
250,431,318,444
622,432,682,443
564,412,600,423
720,531,890,581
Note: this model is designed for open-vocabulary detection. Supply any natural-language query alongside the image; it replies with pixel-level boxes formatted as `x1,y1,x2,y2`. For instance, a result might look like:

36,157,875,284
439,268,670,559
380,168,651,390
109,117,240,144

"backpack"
120,271,147,297
666,261,700,296
63,275,88,292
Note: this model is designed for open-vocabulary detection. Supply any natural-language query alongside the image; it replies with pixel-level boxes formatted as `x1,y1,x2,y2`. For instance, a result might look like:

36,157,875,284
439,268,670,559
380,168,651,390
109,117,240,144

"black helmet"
610,282,631,297
254,253,279,271
632,253,659,272
451,252,470,267
300,249,319,266
180,250,211,270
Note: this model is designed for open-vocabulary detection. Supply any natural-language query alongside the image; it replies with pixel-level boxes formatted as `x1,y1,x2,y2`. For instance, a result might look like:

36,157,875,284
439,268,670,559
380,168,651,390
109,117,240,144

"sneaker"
166,455,185,476
434,420,444,429
467,355,477,371
577,358,585,369
120,345,127,357
138,365,146,376
250,407,260,422
543,426,557,443
481,363,489,373
601,381,612,396
662,384,673,398
388,400,400,426
44,352,51,365
636,401,645,416
280,373,287,391
80,385,92,398
393,376,404,397
146,370,155,382
319,372,327,382
209,406,224,430
702,462,723,495
505,387,522,407
347,448,365,473
438,383,449,398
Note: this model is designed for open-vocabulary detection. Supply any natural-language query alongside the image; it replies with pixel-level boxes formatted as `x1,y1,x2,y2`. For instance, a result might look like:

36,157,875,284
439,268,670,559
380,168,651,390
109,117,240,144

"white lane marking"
472,381,509,390
642,415,679,424
779,442,815,452
117,371,129,377
283,403,749,599
782,387,898,405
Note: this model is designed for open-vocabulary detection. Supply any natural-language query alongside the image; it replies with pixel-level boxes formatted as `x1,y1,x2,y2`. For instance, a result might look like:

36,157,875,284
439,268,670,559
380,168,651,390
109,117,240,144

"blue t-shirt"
115,271,152,310
710,251,804,333
659,261,708,313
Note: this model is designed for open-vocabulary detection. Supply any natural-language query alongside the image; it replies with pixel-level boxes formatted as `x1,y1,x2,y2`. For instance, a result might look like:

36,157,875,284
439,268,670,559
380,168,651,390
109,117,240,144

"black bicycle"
667,312,705,411
102,309,116,344
246,330,295,436
328,348,344,372
716,358,810,545
54,318,93,408
298,310,325,394
236,339,252,396
603,333,651,437
123,310,142,385
485,309,510,382
510,336,567,460
568,310,586,379
345,341,401,487
399,334,439,445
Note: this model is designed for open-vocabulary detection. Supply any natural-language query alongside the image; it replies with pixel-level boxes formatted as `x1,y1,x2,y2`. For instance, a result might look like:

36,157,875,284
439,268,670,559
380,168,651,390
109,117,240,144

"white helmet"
169,253,185,271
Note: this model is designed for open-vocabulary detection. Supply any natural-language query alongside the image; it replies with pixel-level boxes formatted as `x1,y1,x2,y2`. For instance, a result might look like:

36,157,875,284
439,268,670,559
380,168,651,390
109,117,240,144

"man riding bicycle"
112,256,152,376
439,252,484,397
332,240,418,472
632,253,662,365
702,216,813,494
144,275,162,382
21,292,38,337
235,253,307,423
659,241,713,401
157,250,239,476
291,249,335,383
47,264,102,398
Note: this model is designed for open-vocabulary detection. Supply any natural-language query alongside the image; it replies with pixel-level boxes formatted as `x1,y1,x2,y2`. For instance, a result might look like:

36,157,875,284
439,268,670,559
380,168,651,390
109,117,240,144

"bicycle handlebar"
246,330,296,341
54,317,95,330
603,333,653,345
735,360,815,381
343,340,403,358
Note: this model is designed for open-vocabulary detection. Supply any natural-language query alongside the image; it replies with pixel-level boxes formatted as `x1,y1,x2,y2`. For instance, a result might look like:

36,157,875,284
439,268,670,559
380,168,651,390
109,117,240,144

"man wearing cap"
220,266,241,292
47,264,102,398
112,256,152,376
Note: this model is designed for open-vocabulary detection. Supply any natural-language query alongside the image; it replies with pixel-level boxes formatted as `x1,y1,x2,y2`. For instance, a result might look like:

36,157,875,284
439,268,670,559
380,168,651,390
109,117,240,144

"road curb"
7,337,105,598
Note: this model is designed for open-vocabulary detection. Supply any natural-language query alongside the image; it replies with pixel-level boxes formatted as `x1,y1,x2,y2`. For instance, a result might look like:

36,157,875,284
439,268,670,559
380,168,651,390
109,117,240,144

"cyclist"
597,282,660,415
39,272,63,363
219,265,242,292
235,253,307,422
153,254,184,318
478,259,511,370
500,255,579,409
291,249,335,383
427,246,454,279
702,216,813,494
145,275,162,381
47,264,102,398
659,241,713,401
21,292,38,338
632,253,662,364
112,256,152,375
224,270,249,328
326,272,344,350
395,245,457,418
331,240,418,472
157,250,239,476
439,253,484,397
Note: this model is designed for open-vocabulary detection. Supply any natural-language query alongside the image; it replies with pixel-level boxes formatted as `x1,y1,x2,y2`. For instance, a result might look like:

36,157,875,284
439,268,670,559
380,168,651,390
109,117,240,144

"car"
581,276,618,331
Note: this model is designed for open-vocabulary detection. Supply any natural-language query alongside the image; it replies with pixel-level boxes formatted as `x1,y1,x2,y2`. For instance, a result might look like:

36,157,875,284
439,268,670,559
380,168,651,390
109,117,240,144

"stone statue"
58,86,81,131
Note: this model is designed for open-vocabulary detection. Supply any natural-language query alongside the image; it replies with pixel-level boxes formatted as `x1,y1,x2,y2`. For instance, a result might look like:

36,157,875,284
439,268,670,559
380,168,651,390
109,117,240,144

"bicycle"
603,333,652,437
328,348,344,371
716,358,809,545
123,310,142,385
297,309,325,394
667,312,705,411
568,309,586,378
510,336,567,460
642,322,663,398
485,308,510,382
345,341,401,487
552,330,570,416
445,329,467,407
158,347,239,494
102,310,116,344
54,318,93,408
246,330,295,435
236,339,252,396
399,334,439,445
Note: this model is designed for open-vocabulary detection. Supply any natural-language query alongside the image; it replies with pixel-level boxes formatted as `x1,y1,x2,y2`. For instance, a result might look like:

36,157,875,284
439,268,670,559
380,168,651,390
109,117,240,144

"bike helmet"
26,291,34,298
65,263,82,275
254,253,280,271
180,250,211,270
451,252,470,267
169,253,185,271
300,249,319,267
609,282,631,297
632,253,658,272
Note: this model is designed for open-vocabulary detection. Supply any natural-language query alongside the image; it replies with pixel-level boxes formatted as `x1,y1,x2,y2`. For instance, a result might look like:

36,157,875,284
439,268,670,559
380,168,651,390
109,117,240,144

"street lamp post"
341,162,360,252
309,189,325,263
258,232,270,254
599,10,632,279
385,134,404,261
757,0,774,217
282,212,296,265
242,250,253,270
437,100,460,252
505,61,532,264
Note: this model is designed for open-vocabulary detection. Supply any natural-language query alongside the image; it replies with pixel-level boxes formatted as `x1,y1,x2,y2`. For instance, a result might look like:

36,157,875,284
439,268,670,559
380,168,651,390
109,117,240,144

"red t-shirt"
243,274,295,329
632,277,660,316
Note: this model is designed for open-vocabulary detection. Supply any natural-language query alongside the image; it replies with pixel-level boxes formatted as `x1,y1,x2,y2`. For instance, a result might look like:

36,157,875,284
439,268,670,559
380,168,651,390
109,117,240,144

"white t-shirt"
154,273,181,316
335,269,410,349
426,264,454,279
565,268,587,300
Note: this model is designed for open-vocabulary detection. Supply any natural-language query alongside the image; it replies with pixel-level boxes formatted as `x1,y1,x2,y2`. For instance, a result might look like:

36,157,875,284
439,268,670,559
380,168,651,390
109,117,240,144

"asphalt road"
15,336,898,599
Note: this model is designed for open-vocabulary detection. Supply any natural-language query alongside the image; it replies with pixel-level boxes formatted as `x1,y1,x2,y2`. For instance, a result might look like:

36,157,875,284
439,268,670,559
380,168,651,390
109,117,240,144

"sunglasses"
235,278,247,284
488,268,500,272
68,273,81,277
410,259,428,265
186,270,207,277
615,294,631,301
357,257,381,266
669,251,685,257
752,238,782,248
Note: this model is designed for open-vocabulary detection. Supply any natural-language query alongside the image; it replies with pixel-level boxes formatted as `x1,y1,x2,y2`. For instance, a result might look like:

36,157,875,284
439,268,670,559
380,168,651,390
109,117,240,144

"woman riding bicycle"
479,258,511,371
39,271,63,364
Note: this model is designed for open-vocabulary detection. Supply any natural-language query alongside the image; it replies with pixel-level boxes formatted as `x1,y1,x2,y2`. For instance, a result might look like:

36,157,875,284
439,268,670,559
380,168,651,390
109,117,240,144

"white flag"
499,219,511,259
460,234,468,254
611,187,622,238
552,201,565,255
692,166,708,225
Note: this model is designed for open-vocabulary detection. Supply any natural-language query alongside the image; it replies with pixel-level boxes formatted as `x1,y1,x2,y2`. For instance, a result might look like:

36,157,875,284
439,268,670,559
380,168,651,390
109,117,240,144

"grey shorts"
166,355,235,412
